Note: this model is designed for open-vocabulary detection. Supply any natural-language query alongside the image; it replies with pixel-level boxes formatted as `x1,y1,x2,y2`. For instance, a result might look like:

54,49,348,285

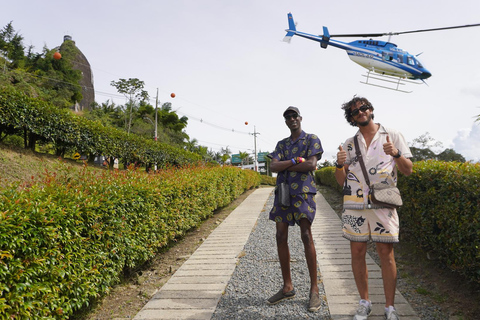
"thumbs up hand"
383,135,398,157
336,145,347,166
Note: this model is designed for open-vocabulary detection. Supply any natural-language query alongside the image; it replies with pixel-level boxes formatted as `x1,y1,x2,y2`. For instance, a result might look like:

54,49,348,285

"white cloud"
452,123,480,162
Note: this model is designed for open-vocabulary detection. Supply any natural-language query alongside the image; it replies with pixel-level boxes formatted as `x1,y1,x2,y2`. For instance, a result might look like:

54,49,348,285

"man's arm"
270,155,318,173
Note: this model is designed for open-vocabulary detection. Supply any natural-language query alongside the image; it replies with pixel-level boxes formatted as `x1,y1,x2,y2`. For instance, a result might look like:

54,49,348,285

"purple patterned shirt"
268,131,323,195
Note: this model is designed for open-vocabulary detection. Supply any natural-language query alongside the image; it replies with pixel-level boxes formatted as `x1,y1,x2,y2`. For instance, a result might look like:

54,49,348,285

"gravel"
212,193,330,319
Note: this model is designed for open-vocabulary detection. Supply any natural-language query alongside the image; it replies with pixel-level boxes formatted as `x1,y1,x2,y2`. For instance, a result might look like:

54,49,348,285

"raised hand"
337,145,347,166
383,135,398,157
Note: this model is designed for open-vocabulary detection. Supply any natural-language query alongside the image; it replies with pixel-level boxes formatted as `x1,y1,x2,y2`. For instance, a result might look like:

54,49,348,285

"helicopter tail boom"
283,12,297,43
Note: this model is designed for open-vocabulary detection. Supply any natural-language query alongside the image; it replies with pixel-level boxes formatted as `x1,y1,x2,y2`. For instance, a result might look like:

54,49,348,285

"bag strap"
353,135,371,188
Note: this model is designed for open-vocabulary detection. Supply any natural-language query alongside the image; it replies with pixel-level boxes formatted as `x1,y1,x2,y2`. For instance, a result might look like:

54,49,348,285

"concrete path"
134,187,273,320
312,192,420,320
134,187,419,320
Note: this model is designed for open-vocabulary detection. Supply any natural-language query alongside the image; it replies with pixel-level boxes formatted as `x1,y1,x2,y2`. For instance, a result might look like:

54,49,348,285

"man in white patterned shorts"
335,96,413,320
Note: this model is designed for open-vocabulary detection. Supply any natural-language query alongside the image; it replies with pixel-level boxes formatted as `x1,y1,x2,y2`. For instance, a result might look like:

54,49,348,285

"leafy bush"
0,162,260,318
0,86,201,167
398,160,480,283
315,167,343,193
260,175,276,186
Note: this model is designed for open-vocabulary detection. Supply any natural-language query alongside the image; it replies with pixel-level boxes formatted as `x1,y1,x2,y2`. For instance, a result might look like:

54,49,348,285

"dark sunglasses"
284,114,299,121
351,105,370,117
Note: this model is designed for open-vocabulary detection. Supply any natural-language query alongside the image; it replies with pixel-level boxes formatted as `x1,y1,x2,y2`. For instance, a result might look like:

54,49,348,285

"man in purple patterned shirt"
266,106,324,312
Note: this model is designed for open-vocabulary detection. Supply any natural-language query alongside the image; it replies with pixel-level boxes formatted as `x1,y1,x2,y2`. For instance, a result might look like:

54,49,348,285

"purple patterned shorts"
270,193,317,226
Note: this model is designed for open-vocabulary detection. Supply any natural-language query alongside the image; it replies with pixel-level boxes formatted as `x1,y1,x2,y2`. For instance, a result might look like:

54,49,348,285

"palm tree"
239,151,250,166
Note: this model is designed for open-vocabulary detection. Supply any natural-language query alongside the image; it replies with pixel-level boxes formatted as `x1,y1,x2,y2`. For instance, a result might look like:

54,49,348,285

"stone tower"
61,35,95,111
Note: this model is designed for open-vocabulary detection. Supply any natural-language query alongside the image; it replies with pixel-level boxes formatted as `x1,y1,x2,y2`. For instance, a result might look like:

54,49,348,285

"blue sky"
3,0,480,162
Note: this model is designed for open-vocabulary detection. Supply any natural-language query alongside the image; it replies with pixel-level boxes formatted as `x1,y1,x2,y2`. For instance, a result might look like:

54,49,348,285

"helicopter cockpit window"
382,52,393,61
407,57,415,65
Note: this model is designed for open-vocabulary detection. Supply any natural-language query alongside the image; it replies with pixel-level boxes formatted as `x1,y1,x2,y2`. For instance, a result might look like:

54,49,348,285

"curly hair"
341,96,374,127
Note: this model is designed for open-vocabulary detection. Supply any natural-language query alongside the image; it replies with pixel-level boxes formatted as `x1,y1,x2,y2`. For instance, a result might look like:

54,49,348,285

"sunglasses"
351,105,370,117
284,114,299,121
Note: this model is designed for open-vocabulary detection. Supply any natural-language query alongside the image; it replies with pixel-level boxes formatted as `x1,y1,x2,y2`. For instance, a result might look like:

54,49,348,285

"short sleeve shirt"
342,124,412,209
268,131,323,195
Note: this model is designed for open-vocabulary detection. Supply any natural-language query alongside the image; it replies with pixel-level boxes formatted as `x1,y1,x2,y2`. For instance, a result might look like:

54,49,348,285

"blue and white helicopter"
284,12,480,92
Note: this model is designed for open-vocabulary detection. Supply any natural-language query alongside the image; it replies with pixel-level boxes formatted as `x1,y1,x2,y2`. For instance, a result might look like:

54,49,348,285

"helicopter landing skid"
360,71,421,93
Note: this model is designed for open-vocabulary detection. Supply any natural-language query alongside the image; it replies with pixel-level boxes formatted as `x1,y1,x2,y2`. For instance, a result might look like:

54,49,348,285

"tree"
410,132,443,151
110,78,149,134
318,159,334,169
220,153,230,164
239,151,250,166
409,132,466,162
437,148,466,162
0,22,25,68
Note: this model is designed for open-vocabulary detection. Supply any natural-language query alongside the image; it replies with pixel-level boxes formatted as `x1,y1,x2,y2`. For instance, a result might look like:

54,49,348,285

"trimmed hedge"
315,167,342,193
398,160,480,283
0,162,260,318
0,86,201,167
315,162,480,284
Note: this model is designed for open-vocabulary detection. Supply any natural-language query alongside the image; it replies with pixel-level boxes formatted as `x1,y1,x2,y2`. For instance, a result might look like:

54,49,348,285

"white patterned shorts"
342,208,399,243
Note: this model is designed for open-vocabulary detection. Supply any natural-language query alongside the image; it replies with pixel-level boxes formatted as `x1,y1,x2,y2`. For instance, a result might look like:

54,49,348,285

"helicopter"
283,12,480,92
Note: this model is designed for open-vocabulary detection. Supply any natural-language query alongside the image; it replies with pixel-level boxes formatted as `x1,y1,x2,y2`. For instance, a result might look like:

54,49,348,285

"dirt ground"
77,186,480,320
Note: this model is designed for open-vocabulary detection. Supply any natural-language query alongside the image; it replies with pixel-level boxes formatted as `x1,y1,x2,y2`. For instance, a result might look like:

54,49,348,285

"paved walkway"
134,187,419,320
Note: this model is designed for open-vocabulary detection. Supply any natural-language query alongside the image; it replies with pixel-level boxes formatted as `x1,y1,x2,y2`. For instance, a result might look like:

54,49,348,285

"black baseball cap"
283,106,300,117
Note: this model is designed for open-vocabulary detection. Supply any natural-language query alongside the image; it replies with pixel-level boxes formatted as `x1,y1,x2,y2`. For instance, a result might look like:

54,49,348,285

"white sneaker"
384,306,399,320
353,299,372,320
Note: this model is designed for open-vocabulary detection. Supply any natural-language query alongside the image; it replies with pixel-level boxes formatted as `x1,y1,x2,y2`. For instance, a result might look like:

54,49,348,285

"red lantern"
53,52,62,60
170,93,175,98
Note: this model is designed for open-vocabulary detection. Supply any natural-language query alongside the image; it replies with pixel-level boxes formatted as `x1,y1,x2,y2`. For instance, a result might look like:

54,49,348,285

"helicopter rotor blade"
329,23,480,38
391,23,480,35
329,33,388,38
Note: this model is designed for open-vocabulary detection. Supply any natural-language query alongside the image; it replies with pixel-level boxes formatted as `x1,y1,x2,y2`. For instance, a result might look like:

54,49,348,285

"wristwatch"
393,149,402,158
335,162,344,169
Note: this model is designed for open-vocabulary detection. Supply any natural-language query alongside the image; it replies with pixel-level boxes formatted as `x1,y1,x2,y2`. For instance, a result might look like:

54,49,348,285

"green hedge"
315,167,343,193
398,160,480,283
0,163,260,318
0,86,201,167
315,162,480,284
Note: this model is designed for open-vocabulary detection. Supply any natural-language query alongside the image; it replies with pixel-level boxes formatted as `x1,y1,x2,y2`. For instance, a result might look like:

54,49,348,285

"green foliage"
0,86,201,166
0,162,260,318
0,22,84,109
409,132,465,162
315,167,343,193
260,175,276,186
398,160,480,284
316,161,480,284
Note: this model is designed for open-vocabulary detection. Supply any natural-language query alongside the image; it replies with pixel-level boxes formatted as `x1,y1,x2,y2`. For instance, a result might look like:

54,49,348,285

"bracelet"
291,158,296,164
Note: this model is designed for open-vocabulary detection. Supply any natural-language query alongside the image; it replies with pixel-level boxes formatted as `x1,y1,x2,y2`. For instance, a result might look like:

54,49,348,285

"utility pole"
154,88,159,171
154,88,158,142
250,125,260,172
